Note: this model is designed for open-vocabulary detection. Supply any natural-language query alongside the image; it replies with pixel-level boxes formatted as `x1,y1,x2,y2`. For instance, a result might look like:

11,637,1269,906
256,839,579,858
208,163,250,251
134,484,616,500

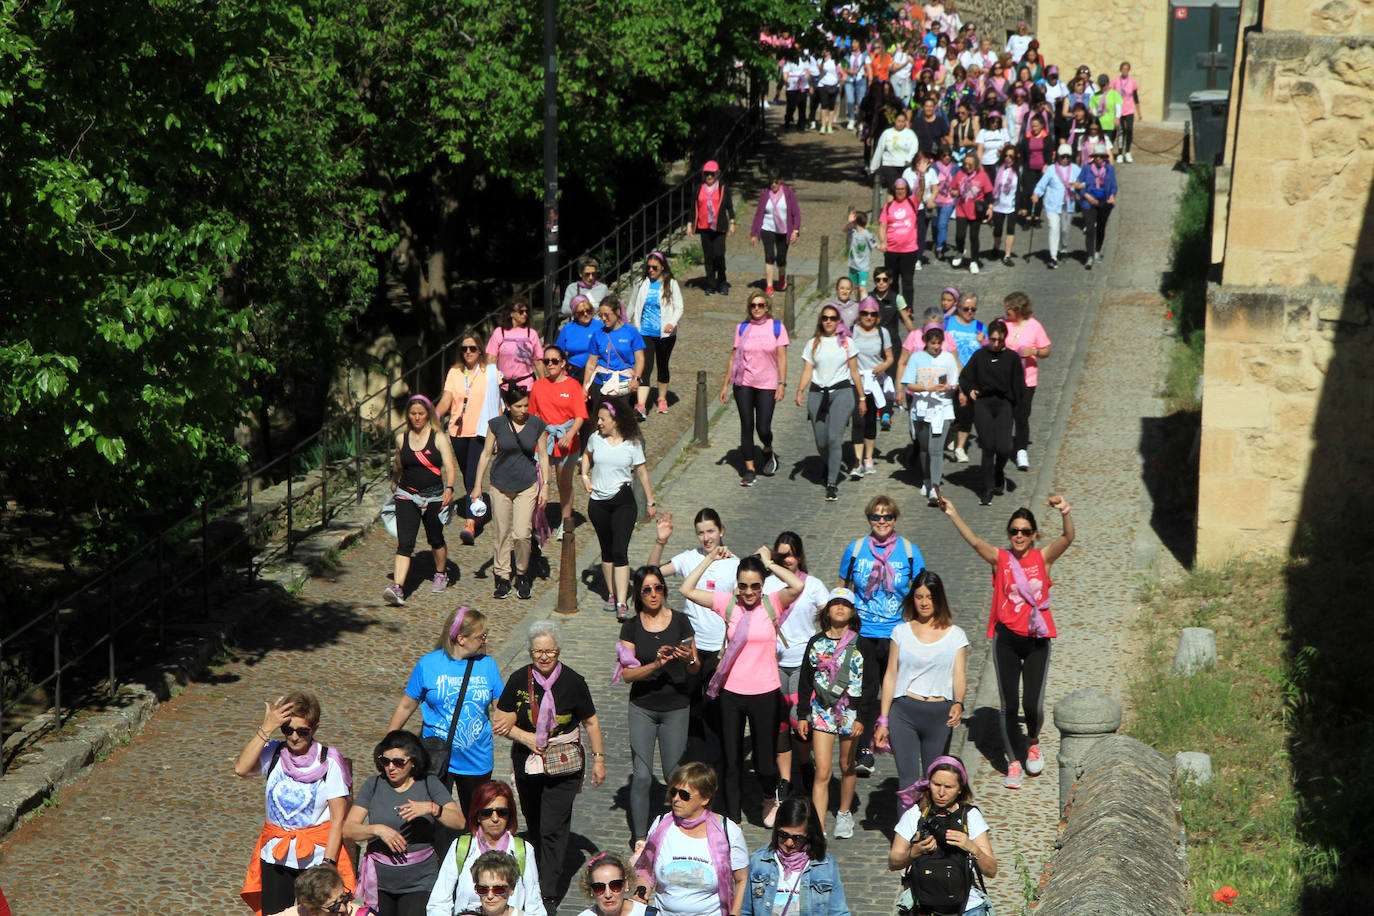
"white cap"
1092,142,1111,157
1056,143,1073,158
827,586,858,606
468,497,488,519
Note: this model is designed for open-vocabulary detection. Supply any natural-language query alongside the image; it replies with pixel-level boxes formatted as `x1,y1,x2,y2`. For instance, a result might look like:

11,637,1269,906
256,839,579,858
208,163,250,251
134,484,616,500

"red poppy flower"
1212,887,1239,906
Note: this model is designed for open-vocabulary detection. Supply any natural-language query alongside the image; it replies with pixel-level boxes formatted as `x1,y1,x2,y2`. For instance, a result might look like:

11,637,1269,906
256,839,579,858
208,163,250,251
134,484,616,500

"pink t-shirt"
1004,317,1051,387
901,328,957,354
731,319,790,390
712,591,782,695
880,198,921,253
486,326,544,389
1111,76,1139,116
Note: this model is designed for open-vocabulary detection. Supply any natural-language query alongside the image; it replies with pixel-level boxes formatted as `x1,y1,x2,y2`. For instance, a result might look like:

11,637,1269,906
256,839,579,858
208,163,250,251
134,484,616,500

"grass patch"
1128,552,1371,914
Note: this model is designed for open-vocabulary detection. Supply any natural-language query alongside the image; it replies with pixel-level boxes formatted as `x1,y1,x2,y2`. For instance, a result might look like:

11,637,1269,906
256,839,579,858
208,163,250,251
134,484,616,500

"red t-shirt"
987,548,1056,638
529,376,589,456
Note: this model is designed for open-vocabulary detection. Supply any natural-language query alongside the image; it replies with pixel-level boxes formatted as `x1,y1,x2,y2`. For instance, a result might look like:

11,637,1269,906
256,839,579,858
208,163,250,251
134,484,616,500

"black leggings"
733,385,777,466
785,89,808,127
434,771,492,856
955,216,983,262
1019,166,1043,215
516,770,582,899
992,623,1052,765
700,227,728,289
973,396,1013,495
851,391,878,441
855,637,890,755
719,688,782,822
259,862,302,915
1082,202,1114,258
395,496,445,556
1013,385,1036,452
641,334,677,386
588,484,636,566
991,211,1016,240
883,249,918,308
761,230,790,269
451,435,485,520
377,890,429,916
1119,114,1135,153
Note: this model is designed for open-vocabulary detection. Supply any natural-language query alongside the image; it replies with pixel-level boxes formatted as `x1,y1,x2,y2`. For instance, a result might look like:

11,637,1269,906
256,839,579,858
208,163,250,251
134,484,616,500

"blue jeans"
936,204,955,248
844,77,866,118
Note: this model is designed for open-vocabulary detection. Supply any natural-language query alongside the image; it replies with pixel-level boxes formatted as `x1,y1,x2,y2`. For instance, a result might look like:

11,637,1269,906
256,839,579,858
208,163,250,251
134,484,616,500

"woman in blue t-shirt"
627,252,684,421
556,295,604,385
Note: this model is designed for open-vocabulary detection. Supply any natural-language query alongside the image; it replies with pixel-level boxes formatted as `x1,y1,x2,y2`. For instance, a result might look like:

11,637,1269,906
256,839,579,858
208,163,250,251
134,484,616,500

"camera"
918,810,958,845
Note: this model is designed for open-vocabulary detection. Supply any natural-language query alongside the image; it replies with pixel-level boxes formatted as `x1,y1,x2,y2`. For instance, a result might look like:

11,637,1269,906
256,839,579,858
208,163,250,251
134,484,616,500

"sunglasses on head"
641,583,666,594
475,884,511,898
868,513,896,522
479,806,510,820
281,725,313,738
592,879,627,895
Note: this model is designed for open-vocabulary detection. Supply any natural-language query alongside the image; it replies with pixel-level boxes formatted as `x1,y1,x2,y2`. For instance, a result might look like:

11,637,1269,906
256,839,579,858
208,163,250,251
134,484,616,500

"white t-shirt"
891,48,912,79
783,61,810,92
669,549,739,651
902,351,960,427
819,59,840,87
762,194,789,235
1005,34,1032,62
894,804,990,912
257,742,350,868
891,623,969,699
802,335,854,389
990,169,1019,214
770,573,830,669
586,433,645,500
901,164,940,206
976,128,1011,166
576,903,649,916
647,815,750,916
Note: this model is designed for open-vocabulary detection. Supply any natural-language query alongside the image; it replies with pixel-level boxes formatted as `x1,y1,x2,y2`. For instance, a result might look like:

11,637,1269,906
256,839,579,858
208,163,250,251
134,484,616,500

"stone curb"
0,472,391,838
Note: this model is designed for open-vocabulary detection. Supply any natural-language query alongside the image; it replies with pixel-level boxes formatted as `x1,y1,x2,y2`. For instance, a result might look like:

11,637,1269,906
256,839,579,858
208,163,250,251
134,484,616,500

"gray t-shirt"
850,325,892,374
489,414,546,493
353,773,454,894
847,227,877,272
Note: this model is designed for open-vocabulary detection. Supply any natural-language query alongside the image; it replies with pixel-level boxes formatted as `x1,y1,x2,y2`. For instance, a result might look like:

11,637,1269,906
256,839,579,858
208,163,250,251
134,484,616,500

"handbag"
421,658,474,781
527,667,585,777
599,331,635,396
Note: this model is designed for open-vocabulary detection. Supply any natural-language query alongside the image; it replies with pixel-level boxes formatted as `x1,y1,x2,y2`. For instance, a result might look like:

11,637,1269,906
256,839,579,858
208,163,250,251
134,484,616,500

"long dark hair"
773,531,808,574
770,796,827,861
373,730,430,777
598,397,643,444
903,569,953,626
631,565,668,615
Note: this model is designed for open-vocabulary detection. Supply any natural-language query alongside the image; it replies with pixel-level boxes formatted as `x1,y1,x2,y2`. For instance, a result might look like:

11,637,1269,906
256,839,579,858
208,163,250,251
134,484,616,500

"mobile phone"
678,636,694,647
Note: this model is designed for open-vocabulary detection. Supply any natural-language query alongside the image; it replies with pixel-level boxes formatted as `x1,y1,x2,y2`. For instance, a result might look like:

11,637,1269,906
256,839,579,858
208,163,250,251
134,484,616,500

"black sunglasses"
542,357,564,365
479,806,511,819
868,513,896,522
641,583,666,594
280,725,313,738
672,787,694,801
377,755,410,769
461,344,480,352
777,829,809,844
1008,526,1035,536
592,880,627,894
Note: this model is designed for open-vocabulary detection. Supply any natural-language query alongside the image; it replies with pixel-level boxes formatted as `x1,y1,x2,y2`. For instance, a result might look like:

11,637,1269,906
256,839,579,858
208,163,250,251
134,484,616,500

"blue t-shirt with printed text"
404,651,503,776
593,324,647,377
839,537,926,638
944,314,986,367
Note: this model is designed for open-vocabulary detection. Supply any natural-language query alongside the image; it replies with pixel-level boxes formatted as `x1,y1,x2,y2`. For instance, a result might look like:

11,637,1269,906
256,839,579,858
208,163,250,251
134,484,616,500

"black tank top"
399,430,443,494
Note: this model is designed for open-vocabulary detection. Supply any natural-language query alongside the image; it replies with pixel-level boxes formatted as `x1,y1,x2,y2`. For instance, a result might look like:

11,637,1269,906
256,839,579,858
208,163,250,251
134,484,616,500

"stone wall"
1197,0,1374,563
1032,0,1169,121
954,0,1035,44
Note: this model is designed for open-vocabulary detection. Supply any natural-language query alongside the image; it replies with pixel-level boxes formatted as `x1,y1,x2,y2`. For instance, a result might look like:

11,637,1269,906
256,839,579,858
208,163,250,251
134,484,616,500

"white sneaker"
1015,449,1029,471
1004,760,1024,789
950,257,963,268
1115,154,1124,163
969,261,980,274
920,484,929,498
954,446,969,463
914,259,923,271
846,118,855,130
1125,151,1134,162
1026,743,1045,775
834,810,856,839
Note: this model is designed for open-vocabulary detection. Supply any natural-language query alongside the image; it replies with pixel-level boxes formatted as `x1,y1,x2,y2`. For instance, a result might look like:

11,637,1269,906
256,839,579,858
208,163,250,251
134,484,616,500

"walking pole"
1024,213,1036,264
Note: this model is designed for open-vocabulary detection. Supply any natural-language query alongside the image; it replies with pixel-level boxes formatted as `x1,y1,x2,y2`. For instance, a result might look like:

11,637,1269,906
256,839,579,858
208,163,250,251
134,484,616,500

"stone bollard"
1175,751,1213,786
1172,627,1218,676
818,235,830,290
693,370,710,446
1053,688,1123,818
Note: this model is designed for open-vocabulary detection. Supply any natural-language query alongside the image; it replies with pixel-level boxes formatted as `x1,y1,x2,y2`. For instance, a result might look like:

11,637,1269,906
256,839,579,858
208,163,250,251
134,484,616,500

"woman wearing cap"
529,346,588,543
956,319,1024,505
1030,144,1079,268
685,161,737,296
720,293,789,488
555,298,603,386
582,398,656,619
796,303,863,502
437,334,504,549
562,256,609,316
384,395,458,606
470,385,552,601
949,153,992,274
627,251,684,420
889,756,997,912
940,493,1073,789
391,607,504,814
901,326,960,503
877,178,922,309
795,588,877,839
1073,144,1118,268
750,168,803,297
1111,62,1140,162
486,296,545,393
1001,292,1051,473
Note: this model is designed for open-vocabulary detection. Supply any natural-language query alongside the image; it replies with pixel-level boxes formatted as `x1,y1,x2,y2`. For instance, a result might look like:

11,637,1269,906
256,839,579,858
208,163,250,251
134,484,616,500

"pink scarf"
708,593,783,698
611,642,641,685
1004,549,1051,637
476,830,513,855
996,164,1016,197
815,630,859,715
531,663,563,749
278,741,348,785
1089,162,1106,191
777,848,811,874
356,845,435,908
638,812,733,916
897,754,969,809
864,532,899,598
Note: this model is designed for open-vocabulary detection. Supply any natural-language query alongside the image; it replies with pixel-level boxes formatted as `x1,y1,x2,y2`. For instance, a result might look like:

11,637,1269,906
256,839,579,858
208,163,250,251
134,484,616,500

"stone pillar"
1053,688,1123,818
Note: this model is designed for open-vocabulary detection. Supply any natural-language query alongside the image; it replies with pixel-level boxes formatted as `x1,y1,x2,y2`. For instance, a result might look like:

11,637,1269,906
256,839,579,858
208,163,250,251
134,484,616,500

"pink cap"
702,160,720,173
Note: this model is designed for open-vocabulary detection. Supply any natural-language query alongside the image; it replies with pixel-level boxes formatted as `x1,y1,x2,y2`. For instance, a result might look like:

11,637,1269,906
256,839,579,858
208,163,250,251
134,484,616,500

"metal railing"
0,81,764,761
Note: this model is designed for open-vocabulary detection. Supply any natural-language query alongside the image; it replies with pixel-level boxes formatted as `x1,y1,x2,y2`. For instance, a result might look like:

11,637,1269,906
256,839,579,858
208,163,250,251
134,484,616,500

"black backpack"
900,805,988,916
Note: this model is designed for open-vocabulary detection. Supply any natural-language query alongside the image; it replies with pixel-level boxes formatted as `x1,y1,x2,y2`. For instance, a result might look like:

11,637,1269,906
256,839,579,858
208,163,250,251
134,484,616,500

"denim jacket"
740,848,850,916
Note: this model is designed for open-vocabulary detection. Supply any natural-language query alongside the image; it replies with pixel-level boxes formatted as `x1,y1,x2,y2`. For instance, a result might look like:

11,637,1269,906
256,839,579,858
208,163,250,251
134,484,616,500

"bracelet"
444,486,454,491
655,537,668,545
255,727,271,742
875,715,890,727
323,857,337,865
432,802,441,817
951,701,964,707
647,501,657,507
592,752,605,758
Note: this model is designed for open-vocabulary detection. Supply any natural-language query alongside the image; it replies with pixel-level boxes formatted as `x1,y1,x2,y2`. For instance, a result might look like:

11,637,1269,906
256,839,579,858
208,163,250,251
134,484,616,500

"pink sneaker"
657,397,669,414
1026,743,1044,775
1004,760,1023,789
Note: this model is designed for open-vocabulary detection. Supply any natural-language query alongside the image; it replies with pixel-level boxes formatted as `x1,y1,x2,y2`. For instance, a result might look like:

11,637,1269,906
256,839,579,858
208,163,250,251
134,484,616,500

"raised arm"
758,545,803,608
1041,493,1076,565
939,496,999,564
680,545,732,608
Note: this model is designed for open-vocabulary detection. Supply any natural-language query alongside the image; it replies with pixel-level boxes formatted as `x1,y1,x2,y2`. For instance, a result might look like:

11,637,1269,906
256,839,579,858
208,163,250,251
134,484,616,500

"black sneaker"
762,451,779,476
1048,257,1059,269
515,575,532,599
825,485,839,501
493,577,512,599
880,413,891,432
979,493,994,506
718,281,731,295
704,286,716,296
854,748,875,778
741,471,757,487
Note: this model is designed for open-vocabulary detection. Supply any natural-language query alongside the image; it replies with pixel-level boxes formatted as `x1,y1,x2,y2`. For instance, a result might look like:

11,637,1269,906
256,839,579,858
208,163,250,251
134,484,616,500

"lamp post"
541,0,560,341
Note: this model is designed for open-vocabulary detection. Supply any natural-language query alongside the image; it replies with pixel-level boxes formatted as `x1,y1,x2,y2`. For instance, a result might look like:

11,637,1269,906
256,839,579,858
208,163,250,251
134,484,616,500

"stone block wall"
1033,0,1169,121
954,0,1035,44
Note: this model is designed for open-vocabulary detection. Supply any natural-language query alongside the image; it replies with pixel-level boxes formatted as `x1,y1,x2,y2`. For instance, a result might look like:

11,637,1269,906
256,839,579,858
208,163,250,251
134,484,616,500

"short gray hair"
961,293,979,309
527,619,562,650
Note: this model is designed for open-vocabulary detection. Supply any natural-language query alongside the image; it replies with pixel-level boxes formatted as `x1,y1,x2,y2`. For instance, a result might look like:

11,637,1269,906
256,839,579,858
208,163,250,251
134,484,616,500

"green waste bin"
1188,90,1229,166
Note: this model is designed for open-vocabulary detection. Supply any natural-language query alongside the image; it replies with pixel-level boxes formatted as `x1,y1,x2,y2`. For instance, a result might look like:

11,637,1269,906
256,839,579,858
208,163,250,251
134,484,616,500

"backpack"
809,634,859,709
843,537,918,595
452,833,527,874
897,805,988,916
738,319,783,340
492,327,538,382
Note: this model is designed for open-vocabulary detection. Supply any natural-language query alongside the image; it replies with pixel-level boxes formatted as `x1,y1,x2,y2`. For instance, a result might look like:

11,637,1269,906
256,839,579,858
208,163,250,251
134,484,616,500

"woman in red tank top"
937,493,1074,789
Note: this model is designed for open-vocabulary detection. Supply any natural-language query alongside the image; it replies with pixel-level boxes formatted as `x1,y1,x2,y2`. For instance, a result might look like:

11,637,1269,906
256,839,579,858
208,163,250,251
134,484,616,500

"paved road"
0,106,1185,916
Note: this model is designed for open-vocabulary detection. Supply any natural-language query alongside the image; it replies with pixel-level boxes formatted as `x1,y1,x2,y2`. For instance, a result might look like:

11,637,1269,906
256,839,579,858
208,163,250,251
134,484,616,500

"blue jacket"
1032,166,1077,214
741,848,850,916
1074,162,1118,209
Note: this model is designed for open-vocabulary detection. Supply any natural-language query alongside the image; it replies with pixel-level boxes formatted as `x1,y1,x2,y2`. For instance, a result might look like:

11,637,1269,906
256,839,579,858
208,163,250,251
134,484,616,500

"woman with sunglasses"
529,346,588,543
939,493,1073,788
617,565,699,852
345,731,465,916
266,863,363,916
555,296,603,386
237,691,354,916
562,256,609,316
486,296,544,392
634,762,748,916
576,853,648,916
582,297,646,418
739,797,849,916
491,621,606,912
427,780,546,916
470,852,526,916
719,293,789,488
627,252,684,419
384,395,459,605
390,607,504,817
795,304,863,502
438,331,505,548
681,546,803,825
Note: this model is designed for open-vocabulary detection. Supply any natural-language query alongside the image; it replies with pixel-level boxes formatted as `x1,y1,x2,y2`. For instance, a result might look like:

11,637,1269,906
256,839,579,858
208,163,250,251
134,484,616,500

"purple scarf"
897,754,969,809
1090,161,1106,191
996,164,1016,197
1004,549,1051,637
477,830,513,855
777,848,811,874
864,532,899,598
355,845,436,908
278,741,349,785
707,593,783,699
611,642,642,685
638,811,733,916
531,663,563,749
